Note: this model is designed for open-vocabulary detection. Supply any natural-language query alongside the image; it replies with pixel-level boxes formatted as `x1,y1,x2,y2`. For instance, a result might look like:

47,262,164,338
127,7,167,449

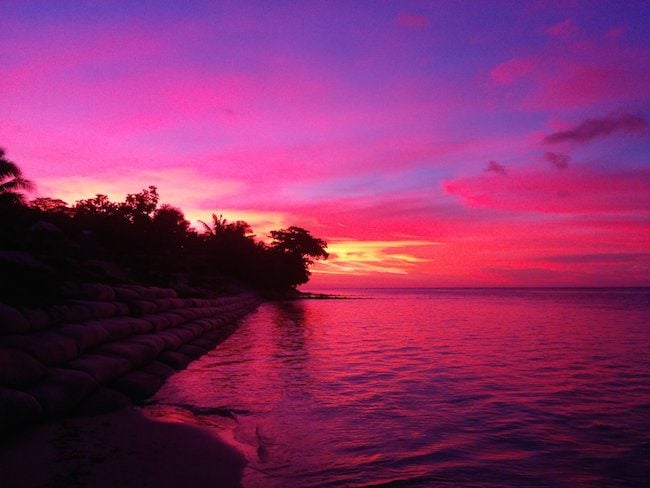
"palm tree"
0,148,34,206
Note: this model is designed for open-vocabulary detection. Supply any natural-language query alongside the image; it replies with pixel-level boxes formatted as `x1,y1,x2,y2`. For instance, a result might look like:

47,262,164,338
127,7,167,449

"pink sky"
2,1,649,287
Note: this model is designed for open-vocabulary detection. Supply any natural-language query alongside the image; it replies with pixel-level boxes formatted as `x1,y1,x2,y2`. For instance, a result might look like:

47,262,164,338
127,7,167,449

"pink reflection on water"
150,288,650,487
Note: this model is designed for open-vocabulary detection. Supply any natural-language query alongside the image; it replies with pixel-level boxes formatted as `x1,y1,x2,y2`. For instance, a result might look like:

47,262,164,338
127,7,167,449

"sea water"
148,288,650,487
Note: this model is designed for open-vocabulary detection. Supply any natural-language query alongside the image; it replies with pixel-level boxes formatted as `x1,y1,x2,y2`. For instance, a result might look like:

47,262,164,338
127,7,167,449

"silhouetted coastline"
0,148,329,487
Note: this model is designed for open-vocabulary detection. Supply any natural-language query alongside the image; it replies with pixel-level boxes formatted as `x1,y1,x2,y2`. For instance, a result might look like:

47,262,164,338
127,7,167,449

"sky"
2,0,650,288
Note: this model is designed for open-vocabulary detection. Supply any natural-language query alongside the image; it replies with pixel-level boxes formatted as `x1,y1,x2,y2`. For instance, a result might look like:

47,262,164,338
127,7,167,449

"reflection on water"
149,288,650,487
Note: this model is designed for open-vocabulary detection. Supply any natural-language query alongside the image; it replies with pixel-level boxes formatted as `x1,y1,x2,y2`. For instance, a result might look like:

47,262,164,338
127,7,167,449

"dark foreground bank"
0,407,246,488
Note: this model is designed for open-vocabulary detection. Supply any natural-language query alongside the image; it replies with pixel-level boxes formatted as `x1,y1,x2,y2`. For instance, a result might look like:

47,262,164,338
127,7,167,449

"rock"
140,314,171,331
0,348,47,387
189,337,219,351
163,328,195,345
26,368,97,417
141,360,175,380
127,335,167,357
113,286,139,301
96,341,157,368
73,386,131,416
79,283,116,302
57,322,112,351
125,317,154,334
0,387,43,433
66,353,132,384
0,332,79,366
71,300,119,319
129,300,158,316
0,304,29,334
157,351,192,370
177,344,209,359
181,322,205,339
63,303,94,323
161,312,186,328
111,370,164,401
153,331,185,349
18,308,52,331
153,298,173,311
97,317,138,341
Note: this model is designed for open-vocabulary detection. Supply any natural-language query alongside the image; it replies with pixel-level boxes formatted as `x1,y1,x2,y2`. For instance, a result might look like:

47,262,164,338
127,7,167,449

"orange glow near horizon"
2,1,650,287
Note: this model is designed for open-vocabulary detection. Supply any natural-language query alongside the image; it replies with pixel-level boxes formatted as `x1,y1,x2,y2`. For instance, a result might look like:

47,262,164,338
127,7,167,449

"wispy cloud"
313,239,440,276
545,19,578,38
544,152,570,170
397,12,429,29
544,112,649,144
486,160,507,175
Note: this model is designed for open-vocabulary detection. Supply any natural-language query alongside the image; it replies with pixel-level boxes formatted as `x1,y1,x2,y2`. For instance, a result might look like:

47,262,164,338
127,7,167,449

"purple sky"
2,1,650,287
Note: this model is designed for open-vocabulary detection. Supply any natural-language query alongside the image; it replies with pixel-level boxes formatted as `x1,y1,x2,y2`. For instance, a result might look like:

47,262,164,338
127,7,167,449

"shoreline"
0,406,246,488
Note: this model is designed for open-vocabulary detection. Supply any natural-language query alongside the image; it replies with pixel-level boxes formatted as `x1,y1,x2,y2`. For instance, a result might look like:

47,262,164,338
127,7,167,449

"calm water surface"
148,288,650,487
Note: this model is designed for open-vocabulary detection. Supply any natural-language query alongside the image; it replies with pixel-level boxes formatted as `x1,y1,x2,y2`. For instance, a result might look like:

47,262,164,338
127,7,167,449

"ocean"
147,288,650,487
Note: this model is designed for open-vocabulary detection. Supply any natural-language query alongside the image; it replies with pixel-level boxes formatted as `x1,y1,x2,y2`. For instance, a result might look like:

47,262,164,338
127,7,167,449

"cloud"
312,239,440,276
606,25,628,40
443,167,650,214
544,112,649,144
397,12,429,29
544,152,570,170
536,253,650,264
545,19,577,38
490,57,536,85
486,160,507,175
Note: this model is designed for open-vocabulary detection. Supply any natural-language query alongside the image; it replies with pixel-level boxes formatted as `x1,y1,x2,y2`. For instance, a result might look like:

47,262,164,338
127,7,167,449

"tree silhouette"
268,226,328,288
269,226,329,263
0,148,34,206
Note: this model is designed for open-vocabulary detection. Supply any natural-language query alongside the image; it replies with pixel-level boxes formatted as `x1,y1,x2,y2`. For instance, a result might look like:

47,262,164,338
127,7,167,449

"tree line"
0,148,328,300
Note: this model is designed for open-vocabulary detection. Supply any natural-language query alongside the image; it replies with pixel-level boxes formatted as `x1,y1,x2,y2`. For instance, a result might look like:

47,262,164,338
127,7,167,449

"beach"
0,407,246,488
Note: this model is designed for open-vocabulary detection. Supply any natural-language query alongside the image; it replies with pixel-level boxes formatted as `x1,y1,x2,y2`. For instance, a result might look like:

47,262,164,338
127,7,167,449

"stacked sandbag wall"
0,284,261,434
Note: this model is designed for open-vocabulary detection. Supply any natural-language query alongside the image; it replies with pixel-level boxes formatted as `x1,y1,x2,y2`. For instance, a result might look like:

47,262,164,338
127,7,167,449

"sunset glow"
2,1,649,287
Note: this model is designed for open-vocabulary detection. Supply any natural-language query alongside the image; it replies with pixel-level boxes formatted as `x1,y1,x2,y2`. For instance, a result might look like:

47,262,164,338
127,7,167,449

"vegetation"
0,147,328,302
0,148,34,206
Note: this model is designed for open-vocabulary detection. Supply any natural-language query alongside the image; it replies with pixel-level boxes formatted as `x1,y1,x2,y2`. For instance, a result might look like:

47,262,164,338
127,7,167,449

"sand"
0,408,246,487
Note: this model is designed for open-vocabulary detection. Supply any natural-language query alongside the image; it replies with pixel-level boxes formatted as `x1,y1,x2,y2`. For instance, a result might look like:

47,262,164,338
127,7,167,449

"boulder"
157,350,192,370
127,335,167,357
0,332,79,366
0,348,47,387
177,344,209,360
71,300,119,319
57,322,112,351
95,341,157,368
140,314,171,331
96,317,138,341
19,308,52,331
153,331,185,349
73,386,131,416
111,370,164,401
112,287,139,301
0,304,29,334
0,387,43,433
66,353,132,384
79,283,116,302
163,328,195,345
141,360,175,380
129,300,158,316
26,368,97,417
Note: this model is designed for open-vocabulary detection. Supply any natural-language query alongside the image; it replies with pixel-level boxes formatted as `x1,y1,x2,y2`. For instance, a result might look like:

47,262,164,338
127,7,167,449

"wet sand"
0,408,246,487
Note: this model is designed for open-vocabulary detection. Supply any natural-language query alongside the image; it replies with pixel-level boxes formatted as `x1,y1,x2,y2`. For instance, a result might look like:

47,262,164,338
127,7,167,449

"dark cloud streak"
485,160,507,175
544,152,570,170
544,112,648,144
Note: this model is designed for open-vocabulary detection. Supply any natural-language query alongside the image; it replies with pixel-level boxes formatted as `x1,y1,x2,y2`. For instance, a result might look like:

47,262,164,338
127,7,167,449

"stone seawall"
0,283,262,434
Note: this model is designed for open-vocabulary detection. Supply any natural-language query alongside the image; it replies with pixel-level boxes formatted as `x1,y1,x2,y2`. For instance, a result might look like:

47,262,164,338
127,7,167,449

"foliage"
0,148,34,206
1,149,327,292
